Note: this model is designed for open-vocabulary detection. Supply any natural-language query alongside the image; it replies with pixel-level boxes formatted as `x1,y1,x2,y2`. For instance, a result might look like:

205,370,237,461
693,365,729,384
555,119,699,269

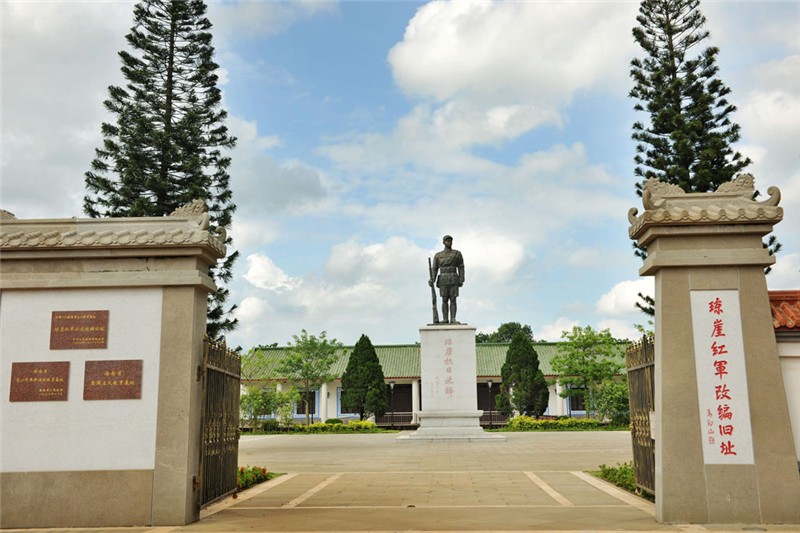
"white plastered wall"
778,339,800,461
0,288,163,472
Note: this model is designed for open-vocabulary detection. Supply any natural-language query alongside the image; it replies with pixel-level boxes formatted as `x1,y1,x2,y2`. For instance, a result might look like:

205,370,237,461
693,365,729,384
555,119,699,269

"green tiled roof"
242,345,422,382
242,342,624,382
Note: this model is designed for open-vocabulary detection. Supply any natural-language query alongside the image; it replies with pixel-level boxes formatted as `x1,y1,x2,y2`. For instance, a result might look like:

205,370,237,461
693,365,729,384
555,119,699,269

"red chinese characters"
443,338,454,398
692,289,753,464
706,296,737,457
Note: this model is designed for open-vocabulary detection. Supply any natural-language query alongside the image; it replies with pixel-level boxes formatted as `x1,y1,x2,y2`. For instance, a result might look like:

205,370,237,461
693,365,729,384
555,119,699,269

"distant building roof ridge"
770,290,800,331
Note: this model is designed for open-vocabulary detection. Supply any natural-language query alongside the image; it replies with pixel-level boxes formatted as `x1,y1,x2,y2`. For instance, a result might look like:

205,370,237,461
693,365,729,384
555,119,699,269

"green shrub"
594,462,653,501
504,416,605,431
261,419,280,432
325,418,344,425
263,419,381,434
237,465,277,491
300,422,331,433
346,420,377,431
594,379,630,427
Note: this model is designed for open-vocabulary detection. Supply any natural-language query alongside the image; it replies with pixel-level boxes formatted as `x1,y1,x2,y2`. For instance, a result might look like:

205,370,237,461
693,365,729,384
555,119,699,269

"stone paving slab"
5,432,800,533
181,506,678,532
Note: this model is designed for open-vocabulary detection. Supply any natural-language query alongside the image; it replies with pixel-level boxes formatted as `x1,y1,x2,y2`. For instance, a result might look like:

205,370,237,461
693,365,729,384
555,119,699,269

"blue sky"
3,1,798,349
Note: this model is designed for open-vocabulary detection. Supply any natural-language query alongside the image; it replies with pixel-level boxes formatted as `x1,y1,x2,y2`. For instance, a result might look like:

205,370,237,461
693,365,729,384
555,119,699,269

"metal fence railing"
626,334,655,495
199,337,241,507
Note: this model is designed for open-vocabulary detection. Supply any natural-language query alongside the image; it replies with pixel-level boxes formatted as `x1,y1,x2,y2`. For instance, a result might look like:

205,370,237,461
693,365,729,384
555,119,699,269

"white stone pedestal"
398,325,504,441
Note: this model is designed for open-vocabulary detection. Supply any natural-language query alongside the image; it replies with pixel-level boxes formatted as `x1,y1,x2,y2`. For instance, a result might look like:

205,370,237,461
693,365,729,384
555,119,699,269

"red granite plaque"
83,360,143,400
50,310,109,350
9,361,70,402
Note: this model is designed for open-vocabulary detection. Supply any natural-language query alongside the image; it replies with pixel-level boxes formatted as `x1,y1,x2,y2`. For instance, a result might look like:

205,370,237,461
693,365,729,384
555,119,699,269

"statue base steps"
397,409,505,441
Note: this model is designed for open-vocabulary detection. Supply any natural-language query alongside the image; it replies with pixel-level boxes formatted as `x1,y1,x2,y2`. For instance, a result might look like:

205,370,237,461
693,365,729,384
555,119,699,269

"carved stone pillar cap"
0,199,226,258
628,174,782,241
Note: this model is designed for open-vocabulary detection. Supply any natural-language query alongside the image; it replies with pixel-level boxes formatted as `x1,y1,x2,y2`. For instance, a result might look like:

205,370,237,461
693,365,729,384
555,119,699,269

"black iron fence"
375,411,415,428
479,410,507,428
626,334,655,495
199,337,241,507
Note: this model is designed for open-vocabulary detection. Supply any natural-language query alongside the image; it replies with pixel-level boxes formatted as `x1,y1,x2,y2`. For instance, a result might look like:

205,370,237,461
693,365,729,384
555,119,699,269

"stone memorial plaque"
83,359,143,400
50,310,110,350
9,361,70,402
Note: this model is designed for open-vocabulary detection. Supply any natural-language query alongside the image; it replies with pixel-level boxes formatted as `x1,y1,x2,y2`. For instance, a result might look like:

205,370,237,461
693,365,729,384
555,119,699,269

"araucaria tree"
497,332,549,418
630,0,750,196
276,330,342,425
341,334,388,421
629,0,779,311
551,326,623,418
83,0,238,338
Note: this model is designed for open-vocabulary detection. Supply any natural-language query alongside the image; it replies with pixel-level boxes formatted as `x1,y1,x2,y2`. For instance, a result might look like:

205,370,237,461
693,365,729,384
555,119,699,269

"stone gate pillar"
0,202,225,528
628,175,800,524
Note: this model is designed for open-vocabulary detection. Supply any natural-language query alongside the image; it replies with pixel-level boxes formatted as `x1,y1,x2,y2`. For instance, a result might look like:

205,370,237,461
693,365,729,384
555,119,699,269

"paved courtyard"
6,431,799,532
184,431,798,532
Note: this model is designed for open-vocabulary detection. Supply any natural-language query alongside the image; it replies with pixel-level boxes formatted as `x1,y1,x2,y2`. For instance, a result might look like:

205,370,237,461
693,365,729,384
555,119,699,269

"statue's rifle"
428,257,440,324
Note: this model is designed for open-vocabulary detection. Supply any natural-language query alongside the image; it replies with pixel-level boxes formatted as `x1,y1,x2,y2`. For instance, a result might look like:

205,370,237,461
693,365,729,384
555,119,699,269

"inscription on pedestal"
83,360,143,400
690,290,754,464
50,310,109,350
9,361,70,402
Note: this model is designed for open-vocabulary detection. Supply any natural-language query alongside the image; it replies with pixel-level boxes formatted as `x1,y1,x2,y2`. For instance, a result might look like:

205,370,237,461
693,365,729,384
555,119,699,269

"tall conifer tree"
341,335,388,421
497,332,549,418
630,0,750,197
84,0,238,338
629,0,779,315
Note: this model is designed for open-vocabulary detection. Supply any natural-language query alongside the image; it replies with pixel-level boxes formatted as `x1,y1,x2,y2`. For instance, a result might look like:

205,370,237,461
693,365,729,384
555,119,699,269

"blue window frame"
294,389,319,419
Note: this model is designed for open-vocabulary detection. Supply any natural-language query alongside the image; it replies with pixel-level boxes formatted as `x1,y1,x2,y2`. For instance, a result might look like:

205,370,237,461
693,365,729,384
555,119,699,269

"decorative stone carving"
716,173,755,194
169,199,207,218
168,199,228,244
628,174,783,239
0,214,226,256
169,199,211,230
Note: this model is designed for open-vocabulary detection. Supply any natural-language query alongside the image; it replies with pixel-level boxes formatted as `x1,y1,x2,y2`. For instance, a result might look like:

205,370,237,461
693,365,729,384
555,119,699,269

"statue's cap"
443,234,453,241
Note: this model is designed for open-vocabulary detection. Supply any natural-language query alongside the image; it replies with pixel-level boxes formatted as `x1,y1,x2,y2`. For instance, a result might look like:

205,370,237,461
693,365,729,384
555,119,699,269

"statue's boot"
450,301,459,324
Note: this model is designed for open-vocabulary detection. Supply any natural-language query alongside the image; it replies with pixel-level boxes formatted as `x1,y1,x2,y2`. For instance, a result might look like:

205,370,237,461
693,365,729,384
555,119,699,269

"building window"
337,387,356,416
566,385,586,416
295,390,318,416
569,393,586,412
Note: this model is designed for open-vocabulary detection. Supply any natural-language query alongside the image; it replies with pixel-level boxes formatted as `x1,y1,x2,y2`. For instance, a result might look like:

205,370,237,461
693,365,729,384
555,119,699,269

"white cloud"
1,2,132,219
231,237,434,346
566,247,606,268
706,4,799,52
208,1,338,40
536,317,580,342
388,1,637,105
323,1,637,176
767,253,800,290
227,116,328,215
325,237,427,286
326,142,628,250
737,54,800,269
244,254,300,292
230,218,280,251
597,319,643,342
456,231,525,284
236,296,272,322
320,103,507,175
596,278,655,317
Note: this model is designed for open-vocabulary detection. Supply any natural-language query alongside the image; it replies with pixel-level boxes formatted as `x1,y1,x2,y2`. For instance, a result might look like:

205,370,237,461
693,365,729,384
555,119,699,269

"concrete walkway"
4,431,799,532
189,431,800,532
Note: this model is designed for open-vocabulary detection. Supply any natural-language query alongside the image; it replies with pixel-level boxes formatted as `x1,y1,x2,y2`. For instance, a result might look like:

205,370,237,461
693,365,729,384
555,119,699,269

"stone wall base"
0,470,154,528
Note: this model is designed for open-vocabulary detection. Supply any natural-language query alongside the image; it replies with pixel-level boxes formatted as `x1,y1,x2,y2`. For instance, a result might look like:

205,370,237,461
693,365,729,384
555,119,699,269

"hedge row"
503,416,609,431
261,420,381,433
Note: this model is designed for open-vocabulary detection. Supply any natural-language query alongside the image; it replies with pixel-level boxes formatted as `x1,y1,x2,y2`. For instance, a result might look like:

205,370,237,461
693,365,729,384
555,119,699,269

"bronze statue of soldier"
428,235,465,325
